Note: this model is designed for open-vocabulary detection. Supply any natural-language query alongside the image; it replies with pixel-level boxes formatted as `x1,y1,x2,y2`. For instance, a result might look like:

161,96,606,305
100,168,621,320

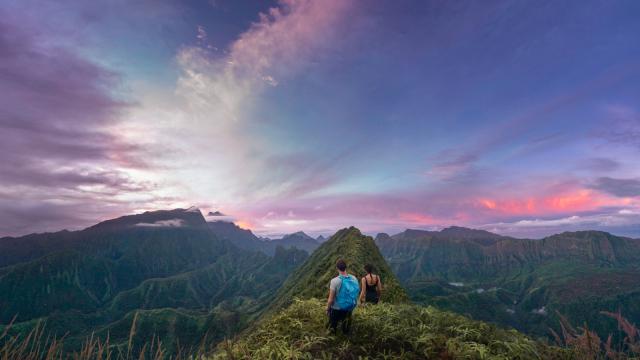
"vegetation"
216,226,575,359
0,313,215,359
3,217,640,359
376,228,640,341
0,209,309,355
551,310,640,359
215,298,570,359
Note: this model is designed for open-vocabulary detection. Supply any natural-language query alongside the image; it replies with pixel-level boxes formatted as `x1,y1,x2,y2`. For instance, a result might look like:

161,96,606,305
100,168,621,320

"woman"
359,264,383,304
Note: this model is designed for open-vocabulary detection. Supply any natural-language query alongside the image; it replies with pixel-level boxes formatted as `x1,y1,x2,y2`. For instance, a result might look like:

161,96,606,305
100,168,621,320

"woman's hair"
364,264,374,274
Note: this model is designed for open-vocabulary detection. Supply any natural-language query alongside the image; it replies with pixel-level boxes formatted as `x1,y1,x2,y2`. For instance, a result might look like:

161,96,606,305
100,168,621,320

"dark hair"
336,259,347,271
364,264,374,274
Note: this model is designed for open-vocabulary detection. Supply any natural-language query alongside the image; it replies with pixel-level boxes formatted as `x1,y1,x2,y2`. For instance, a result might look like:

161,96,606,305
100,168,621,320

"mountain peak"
207,210,225,216
439,226,504,239
86,208,207,231
283,231,313,240
265,226,408,312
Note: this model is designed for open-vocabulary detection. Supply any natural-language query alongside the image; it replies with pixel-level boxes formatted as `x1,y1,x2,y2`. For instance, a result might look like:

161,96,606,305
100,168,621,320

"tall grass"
213,298,572,359
4,302,639,359
552,310,640,360
0,314,214,360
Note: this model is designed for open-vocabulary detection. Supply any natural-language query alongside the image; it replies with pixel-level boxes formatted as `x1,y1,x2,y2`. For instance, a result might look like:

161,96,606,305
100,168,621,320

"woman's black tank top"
365,274,379,304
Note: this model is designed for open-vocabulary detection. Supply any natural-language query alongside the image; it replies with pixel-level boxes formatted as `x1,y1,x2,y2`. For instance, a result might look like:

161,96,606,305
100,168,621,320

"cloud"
590,177,640,197
0,0,360,236
579,158,621,172
479,208,640,238
145,0,357,203
135,219,185,227
0,13,155,236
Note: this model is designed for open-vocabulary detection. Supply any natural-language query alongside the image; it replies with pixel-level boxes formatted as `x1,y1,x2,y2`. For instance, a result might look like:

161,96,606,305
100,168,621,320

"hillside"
376,227,640,341
0,208,308,354
215,226,569,359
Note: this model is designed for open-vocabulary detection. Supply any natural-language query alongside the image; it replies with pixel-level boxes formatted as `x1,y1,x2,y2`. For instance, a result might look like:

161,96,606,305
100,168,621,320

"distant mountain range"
2,208,639,356
207,221,320,255
375,226,640,340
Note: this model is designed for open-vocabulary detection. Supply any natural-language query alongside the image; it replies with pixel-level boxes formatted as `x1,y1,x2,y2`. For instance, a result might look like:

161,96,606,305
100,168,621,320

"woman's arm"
359,278,366,303
377,276,383,296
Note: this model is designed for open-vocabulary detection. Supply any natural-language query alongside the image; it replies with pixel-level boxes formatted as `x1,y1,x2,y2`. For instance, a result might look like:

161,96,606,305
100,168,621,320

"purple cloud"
590,177,640,197
0,14,150,236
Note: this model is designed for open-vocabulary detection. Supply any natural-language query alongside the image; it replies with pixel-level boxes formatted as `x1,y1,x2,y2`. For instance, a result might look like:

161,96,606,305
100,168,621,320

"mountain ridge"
0,208,308,354
264,226,409,314
375,226,640,342
215,225,569,359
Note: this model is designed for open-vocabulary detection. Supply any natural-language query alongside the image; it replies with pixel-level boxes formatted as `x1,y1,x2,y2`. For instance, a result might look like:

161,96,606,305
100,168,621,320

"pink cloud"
229,0,355,85
475,188,627,217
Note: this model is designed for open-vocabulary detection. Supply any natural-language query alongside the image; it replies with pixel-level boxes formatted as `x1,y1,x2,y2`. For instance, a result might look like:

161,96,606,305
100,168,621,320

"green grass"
214,298,571,359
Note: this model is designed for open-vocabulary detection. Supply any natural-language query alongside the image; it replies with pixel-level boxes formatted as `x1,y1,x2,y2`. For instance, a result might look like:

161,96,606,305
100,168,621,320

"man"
326,259,360,335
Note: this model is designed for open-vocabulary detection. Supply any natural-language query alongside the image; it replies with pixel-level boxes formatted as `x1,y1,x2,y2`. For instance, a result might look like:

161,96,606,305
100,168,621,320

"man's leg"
328,308,339,334
342,311,352,334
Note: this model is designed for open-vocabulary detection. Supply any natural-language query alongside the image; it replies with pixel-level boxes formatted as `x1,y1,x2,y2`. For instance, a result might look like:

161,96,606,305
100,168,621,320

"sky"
1,0,640,239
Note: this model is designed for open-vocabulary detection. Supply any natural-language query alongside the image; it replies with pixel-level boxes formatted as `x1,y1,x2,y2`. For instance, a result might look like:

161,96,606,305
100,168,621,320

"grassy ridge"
265,227,408,313
215,298,571,359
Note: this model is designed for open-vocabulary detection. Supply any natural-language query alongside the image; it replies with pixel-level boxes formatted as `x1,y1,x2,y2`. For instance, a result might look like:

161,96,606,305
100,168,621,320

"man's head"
336,259,347,272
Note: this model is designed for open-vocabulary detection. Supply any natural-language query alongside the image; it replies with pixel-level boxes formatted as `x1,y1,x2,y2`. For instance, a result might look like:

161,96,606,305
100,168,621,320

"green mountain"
375,227,640,341
265,226,408,313
268,231,320,254
0,208,308,354
215,226,568,359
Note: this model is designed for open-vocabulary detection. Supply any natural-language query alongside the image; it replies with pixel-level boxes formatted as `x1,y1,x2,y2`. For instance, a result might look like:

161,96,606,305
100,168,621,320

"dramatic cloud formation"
1,0,640,238
0,14,151,235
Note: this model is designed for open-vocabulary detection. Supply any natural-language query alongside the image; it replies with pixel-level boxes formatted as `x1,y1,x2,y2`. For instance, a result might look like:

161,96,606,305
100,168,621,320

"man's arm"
326,288,336,313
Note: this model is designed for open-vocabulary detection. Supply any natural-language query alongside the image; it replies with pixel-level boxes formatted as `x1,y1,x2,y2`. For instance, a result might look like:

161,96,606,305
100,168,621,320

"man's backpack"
336,274,359,311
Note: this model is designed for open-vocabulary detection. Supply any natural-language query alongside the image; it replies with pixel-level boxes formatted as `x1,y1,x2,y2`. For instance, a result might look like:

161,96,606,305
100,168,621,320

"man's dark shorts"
328,308,352,334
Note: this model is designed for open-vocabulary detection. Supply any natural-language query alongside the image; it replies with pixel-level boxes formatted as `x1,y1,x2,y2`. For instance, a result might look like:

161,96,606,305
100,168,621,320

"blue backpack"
336,275,360,311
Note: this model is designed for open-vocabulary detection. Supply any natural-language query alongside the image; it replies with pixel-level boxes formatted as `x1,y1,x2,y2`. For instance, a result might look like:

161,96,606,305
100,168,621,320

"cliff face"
376,228,640,280
375,227,640,341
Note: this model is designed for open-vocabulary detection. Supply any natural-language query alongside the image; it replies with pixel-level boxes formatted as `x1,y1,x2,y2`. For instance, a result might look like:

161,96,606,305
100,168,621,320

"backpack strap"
336,276,342,293
366,274,377,286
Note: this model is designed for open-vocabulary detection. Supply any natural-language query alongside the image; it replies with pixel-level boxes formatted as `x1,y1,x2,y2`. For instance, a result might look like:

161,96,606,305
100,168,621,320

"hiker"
359,263,383,304
326,259,360,335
